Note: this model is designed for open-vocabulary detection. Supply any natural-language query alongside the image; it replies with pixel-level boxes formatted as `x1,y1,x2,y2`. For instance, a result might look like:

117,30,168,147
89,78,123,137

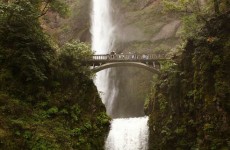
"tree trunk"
225,0,230,11
214,0,220,14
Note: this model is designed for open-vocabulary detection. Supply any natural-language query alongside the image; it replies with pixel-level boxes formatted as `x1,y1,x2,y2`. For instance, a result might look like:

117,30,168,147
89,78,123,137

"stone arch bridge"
81,53,167,74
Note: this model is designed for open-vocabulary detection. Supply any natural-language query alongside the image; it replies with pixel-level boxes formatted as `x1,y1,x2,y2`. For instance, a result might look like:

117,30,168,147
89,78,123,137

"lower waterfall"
105,116,149,150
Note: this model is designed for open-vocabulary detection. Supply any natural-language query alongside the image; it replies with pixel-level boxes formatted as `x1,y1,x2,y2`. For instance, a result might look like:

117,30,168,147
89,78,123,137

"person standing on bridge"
134,52,137,59
142,54,146,59
128,52,132,59
106,54,110,60
121,53,124,59
110,51,116,59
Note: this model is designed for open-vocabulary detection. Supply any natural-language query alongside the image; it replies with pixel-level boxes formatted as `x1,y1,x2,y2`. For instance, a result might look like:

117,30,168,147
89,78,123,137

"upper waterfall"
91,0,115,53
91,0,117,116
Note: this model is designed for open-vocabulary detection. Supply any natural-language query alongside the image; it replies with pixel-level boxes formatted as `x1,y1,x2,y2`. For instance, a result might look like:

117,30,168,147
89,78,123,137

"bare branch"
37,0,50,18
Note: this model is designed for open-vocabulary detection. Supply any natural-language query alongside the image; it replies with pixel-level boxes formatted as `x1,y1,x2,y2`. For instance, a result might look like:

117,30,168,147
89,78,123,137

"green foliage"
181,14,203,38
0,0,55,100
0,1,109,150
47,107,59,115
163,0,196,12
163,0,229,38
203,123,214,131
70,105,81,121
58,40,92,77
160,60,177,71
49,0,70,17
158,94,168,111
148,12,230,149
96,112,111,126
163,0,229,14
59,40,93,65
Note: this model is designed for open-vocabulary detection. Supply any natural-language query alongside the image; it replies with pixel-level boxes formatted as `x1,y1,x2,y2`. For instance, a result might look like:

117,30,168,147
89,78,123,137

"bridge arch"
91,62,160,74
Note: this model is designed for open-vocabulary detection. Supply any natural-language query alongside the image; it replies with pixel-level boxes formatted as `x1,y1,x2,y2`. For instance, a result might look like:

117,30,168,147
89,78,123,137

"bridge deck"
82,54,166,66
91,54,165,60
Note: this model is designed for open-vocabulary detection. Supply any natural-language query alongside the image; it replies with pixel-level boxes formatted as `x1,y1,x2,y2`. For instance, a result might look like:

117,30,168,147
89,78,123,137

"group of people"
107,51,149,60
109,51,117,59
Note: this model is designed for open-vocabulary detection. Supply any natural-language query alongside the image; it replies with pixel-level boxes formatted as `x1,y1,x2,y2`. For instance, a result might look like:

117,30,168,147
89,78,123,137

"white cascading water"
91,1,149,150
91,0,116,116
105,117,149,150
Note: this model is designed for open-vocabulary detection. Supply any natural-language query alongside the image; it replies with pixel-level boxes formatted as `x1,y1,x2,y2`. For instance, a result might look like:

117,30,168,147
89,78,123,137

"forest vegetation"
0,0,110,149
0,0,229,149
147,0,230,149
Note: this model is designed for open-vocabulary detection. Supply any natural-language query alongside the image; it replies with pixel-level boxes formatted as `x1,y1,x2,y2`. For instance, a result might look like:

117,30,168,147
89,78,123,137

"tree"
213,0,220,14
162,0,230,38
163,0,230,15
0,0,69,99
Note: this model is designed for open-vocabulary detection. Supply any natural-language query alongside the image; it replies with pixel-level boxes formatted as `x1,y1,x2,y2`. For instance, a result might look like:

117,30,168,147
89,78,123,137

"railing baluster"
89,53,166,62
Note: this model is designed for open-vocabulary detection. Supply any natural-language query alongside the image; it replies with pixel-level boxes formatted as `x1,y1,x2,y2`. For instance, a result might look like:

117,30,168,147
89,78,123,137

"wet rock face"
107,67,153,118
151,20,181,42
115,0,157,11
42,0,91,45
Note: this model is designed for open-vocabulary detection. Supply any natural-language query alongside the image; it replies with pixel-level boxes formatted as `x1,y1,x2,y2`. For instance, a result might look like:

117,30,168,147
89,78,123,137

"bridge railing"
89,54,166,60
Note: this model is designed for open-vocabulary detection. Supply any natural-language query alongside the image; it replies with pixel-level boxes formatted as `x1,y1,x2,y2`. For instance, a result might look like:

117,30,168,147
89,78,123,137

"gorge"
0,0,229,150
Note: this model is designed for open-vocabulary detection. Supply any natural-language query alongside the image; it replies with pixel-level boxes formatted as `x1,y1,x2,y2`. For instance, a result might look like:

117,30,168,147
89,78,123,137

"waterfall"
91,1,149,150
91,0,117,116
105,117,149,150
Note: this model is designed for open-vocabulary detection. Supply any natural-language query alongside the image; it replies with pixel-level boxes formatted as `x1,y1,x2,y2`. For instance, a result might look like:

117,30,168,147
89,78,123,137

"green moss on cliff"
147,12,230,149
